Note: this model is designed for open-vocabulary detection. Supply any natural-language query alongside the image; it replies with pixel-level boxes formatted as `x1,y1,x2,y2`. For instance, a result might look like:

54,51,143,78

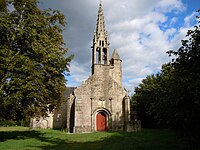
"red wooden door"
96,112,106,131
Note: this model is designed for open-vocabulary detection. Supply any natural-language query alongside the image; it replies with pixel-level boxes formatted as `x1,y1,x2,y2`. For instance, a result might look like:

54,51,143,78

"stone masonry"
30,1,133,133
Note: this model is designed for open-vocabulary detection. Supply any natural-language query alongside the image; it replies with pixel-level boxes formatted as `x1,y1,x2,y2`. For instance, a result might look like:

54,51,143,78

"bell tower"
91,1,109,74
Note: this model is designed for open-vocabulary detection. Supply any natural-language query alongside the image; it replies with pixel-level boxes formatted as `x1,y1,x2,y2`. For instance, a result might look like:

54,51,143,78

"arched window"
103,48,107,64
96,47,101,64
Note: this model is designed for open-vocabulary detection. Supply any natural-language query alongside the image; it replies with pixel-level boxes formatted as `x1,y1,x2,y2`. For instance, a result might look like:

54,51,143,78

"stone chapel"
30,1,133,133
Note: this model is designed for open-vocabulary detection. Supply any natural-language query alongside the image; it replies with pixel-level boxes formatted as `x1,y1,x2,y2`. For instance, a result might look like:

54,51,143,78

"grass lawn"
0,126,188,150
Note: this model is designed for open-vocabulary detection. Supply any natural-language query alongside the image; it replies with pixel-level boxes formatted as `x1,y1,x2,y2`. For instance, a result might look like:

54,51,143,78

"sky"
39,0,199,94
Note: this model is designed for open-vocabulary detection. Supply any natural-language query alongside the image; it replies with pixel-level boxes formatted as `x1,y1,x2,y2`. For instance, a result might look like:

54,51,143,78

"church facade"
30,2,133,133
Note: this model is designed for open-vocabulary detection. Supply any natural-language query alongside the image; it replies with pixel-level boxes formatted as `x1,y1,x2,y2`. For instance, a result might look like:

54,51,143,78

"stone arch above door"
92,107,111,131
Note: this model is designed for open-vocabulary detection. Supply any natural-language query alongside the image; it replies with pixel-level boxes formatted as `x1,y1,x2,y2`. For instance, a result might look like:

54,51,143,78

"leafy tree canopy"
0,0,7,13
0,0,73,121
132,9,200,148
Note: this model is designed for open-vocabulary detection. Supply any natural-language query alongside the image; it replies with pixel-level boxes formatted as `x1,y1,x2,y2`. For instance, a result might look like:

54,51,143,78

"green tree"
166,9,200,147
0,0,6,12
133,74,159,128
0,0,73,122
133,9,200,148
132,64,173,128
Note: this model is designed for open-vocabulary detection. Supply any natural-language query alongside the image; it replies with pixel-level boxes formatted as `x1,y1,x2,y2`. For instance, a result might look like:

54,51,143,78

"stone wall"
30,114,53,129
70,62,129,133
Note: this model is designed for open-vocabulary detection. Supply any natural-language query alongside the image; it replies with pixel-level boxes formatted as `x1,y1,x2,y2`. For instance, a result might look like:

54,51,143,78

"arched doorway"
96,112,106,131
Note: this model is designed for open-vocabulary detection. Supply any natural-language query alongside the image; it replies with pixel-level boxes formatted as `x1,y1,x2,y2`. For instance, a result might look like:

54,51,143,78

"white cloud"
102,0,195,91
68,61,90,85
40,0,198,92
169,17,178,26
184,12,197,27
154,0,186,13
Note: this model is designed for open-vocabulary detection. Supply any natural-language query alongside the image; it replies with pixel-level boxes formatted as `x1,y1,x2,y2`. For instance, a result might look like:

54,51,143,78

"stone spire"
92,1,110,74
95,0,106,36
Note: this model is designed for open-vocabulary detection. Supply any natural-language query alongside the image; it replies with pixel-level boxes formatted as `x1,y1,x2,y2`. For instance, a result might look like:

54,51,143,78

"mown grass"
0,126,188,150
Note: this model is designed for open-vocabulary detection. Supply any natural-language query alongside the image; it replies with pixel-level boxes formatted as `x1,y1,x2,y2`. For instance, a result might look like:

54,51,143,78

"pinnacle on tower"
111,49,121,60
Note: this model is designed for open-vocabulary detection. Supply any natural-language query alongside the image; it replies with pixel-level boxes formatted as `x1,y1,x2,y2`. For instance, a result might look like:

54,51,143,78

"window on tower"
103,48,107,64
96,47,101,64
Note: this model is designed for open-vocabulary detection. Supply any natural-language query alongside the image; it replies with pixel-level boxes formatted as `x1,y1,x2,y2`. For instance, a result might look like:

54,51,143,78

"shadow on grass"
0,130,44,142
0,129,189,150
